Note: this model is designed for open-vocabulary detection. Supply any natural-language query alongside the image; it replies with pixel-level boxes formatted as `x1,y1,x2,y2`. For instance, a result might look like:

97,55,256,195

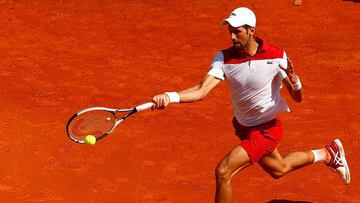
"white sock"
311,149,327,163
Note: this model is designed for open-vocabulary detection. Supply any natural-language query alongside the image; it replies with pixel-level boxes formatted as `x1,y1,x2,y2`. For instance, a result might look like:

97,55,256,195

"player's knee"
269,172,283,179
268,169,287,179
215,165,232,182
265,162,290,179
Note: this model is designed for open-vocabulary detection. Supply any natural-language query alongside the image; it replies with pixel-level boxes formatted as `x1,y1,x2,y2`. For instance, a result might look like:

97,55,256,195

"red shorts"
232,117,283,164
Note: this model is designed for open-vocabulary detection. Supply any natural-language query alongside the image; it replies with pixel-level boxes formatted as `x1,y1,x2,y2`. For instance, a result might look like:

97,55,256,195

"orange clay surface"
0,0,359,202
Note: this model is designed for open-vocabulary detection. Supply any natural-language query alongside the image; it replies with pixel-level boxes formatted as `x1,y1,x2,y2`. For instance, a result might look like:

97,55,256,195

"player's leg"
258,148,315,179
258,139,350,184
215,145,251,203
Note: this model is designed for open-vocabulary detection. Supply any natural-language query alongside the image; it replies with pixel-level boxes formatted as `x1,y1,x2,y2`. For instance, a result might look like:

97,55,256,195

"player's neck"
243,38,258,56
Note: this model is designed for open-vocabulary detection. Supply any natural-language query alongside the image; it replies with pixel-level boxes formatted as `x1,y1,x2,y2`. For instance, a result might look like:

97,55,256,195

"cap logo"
231,13,236,16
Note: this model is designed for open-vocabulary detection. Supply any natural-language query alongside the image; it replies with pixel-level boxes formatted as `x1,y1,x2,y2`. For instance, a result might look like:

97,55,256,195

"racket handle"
135,102,154,112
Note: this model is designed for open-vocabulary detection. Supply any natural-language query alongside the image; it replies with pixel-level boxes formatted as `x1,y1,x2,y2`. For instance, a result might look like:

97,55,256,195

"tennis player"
152,7,350,202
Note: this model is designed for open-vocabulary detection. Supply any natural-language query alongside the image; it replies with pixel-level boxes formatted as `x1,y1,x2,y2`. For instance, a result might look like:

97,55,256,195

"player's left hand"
279,58,299,83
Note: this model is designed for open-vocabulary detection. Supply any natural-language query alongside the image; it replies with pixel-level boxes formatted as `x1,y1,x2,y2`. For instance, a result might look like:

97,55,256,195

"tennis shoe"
325,139,350,184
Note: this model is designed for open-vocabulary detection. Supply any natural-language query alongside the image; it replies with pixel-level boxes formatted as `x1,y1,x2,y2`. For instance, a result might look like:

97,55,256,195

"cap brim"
221,19,229,26
221,18,246,27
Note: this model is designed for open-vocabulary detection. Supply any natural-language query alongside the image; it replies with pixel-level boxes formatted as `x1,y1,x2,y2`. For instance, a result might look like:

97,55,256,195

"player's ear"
249,27,255,35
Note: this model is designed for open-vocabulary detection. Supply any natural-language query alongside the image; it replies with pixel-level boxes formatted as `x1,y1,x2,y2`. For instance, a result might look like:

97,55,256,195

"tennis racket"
66,102,154,144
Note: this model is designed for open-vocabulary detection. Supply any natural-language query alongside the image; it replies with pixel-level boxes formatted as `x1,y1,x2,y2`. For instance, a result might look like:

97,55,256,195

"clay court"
0,0,359,202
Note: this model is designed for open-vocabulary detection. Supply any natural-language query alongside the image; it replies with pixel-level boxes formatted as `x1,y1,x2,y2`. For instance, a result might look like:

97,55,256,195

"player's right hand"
152,94,170,110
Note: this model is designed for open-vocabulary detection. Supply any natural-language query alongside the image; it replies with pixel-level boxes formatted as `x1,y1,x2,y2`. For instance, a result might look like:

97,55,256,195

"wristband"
164,92,180,103
291,77,302,90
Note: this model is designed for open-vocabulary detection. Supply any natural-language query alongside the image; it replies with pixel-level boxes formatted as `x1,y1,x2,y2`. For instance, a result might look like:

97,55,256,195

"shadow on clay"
267,200,312,203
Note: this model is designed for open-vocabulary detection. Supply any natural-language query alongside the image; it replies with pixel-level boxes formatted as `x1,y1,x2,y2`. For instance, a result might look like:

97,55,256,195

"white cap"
222,7,256,28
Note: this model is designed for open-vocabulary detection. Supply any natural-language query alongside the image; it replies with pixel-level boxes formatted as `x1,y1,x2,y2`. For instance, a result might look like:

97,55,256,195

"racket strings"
68,110,116,140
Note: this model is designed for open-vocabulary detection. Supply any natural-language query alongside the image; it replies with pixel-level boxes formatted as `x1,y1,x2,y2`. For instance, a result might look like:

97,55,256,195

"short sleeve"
278,51,288,80
207,51,225,80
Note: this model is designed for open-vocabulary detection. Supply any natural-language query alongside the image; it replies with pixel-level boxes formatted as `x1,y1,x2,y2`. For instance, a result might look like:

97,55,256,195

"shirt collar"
255,37,268,54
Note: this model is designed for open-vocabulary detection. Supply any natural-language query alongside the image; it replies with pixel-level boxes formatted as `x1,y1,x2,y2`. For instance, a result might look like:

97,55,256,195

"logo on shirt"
267,60,273,64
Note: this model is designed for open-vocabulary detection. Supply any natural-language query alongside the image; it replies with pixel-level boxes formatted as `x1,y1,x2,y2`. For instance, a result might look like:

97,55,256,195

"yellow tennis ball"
84,135,96,145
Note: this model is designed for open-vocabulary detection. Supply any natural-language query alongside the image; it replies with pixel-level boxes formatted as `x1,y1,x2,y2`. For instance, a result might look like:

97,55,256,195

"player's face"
228,25,254,51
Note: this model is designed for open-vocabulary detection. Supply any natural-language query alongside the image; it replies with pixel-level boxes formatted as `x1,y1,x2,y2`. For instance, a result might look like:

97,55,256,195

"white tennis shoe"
325,139,351,185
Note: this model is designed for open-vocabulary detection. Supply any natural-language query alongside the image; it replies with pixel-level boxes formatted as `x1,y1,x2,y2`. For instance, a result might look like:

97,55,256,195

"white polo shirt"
208,37,290,126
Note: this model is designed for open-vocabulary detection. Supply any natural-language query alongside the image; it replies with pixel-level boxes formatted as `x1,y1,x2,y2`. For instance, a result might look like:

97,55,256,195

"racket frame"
66,102,153,144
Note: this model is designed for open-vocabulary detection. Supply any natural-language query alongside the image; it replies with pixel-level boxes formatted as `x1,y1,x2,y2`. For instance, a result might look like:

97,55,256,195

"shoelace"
329,146,343,169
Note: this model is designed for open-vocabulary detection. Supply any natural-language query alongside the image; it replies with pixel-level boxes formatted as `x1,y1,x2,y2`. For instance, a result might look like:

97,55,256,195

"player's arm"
279,58,303,103
282,76,303,102
152,75,221,109
180,75,222,102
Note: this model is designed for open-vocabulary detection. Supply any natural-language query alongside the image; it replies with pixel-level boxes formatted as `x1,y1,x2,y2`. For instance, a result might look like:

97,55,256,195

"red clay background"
0,0,359,202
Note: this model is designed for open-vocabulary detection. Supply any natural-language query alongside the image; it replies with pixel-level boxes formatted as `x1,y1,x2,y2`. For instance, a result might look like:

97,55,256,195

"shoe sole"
334,139,351,184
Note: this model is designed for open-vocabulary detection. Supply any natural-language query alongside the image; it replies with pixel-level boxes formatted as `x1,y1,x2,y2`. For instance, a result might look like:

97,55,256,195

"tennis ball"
84,135,96,145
